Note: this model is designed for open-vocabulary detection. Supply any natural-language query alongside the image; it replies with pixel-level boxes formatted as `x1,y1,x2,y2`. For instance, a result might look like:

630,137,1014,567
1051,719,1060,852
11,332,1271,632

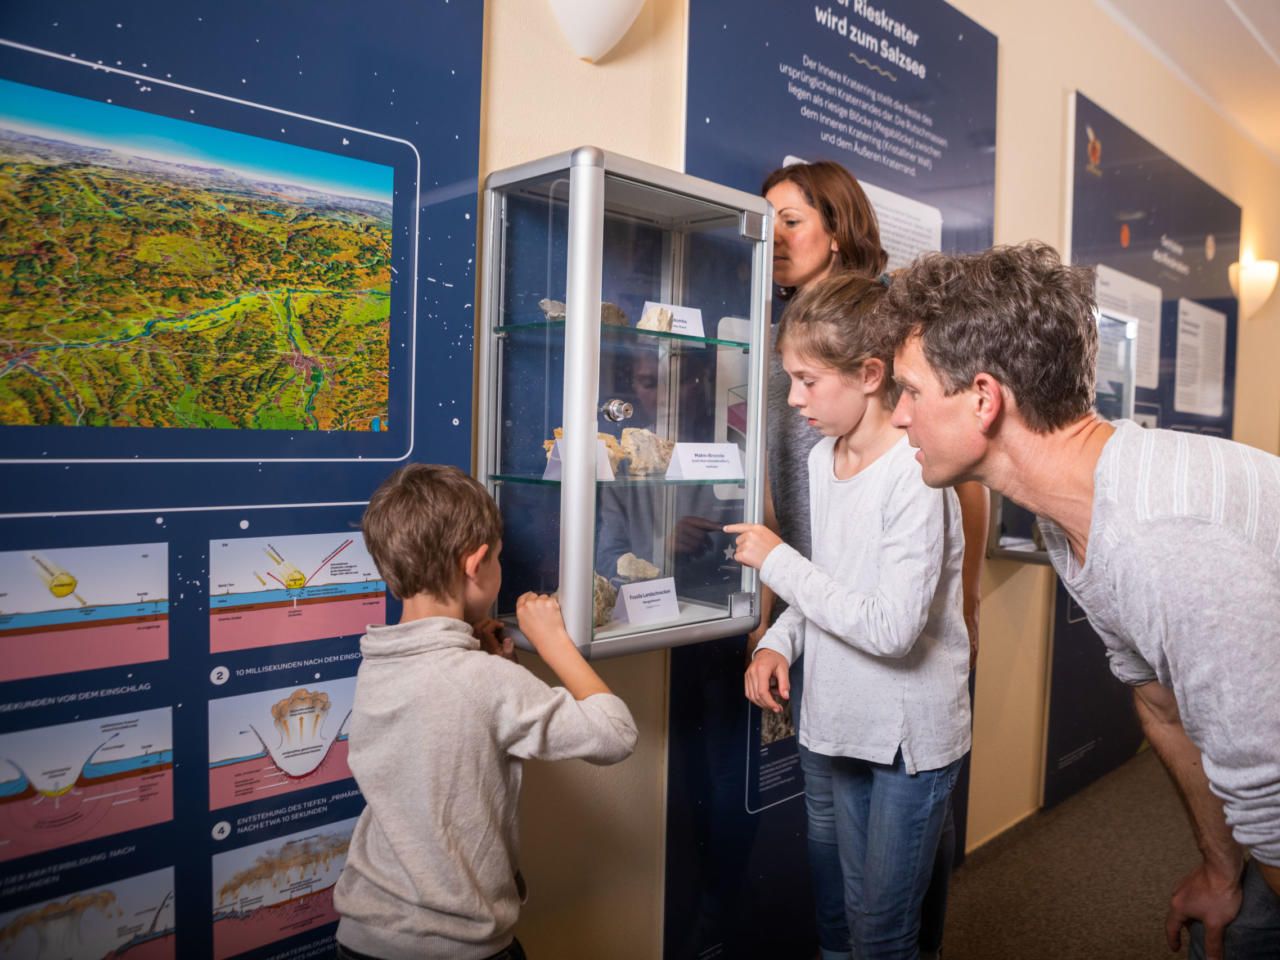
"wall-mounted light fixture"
548,0,646,63
1228,252,1279,320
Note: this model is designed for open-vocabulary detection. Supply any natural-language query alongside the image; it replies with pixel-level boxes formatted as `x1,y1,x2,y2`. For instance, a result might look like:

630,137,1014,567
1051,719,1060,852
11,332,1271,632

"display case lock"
601,398,635,422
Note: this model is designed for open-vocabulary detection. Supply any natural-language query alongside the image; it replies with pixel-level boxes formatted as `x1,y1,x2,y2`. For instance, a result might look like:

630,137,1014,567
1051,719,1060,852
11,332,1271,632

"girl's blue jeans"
817,748,962,960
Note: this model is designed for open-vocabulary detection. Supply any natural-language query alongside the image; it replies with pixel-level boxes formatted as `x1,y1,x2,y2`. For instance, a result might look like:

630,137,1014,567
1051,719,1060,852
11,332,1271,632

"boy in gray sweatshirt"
334,464,638,960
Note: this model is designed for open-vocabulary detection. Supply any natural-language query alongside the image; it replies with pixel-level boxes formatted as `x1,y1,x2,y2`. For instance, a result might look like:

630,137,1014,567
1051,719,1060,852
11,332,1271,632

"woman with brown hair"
755,160,987,960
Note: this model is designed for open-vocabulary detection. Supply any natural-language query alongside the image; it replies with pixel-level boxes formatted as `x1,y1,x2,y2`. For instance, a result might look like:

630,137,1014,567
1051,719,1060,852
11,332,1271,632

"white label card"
1174,298,1226,418
542,439,615,481
612,577,680,626
1096,264,1162,390
641,300,705,338
665,442,744,481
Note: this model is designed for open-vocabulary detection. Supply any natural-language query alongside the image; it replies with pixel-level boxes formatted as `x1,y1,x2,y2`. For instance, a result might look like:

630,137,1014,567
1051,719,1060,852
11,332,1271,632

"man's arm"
1133,681,1244,960
954,481,988,669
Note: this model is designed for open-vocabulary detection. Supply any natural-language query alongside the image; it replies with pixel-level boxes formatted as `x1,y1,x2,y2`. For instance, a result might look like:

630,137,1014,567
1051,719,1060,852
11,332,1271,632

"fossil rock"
553,572,617,629
600,301,630,327
621,427,674,476
599,433,626,471
592,572,617,627
538,298,629,327
538,298,566,321
542,427,627,473
637,304,674,332
617,552,660,581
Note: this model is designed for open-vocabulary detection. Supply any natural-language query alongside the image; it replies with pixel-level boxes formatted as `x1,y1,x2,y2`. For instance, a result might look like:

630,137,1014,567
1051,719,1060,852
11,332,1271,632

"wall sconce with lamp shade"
1228,254,1279,320
547,0,647,63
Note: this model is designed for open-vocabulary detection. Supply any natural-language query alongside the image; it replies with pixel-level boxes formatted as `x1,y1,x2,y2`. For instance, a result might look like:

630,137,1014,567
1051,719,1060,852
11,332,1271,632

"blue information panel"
672,2,996,955
1044,93,1241,807
0,3,482,958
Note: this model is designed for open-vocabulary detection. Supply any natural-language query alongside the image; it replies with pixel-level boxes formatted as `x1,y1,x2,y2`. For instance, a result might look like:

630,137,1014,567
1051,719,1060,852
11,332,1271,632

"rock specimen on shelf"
538,298,629,327
542,427,627,473
538,298,566,321
601,434,627,473
554,573,617,629
617,552,660,581
592,572,618,628
637,304,674,332
621,427,675,476
600,301,630,327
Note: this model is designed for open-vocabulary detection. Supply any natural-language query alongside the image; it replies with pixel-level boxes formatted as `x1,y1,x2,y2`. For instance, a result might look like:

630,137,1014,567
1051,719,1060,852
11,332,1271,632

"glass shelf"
491,473,745,488
494,320,750,350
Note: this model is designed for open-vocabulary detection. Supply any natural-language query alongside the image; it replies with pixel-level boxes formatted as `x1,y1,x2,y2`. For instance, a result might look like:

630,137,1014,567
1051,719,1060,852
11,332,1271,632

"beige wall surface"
479,4,685,957
478,0,1280,953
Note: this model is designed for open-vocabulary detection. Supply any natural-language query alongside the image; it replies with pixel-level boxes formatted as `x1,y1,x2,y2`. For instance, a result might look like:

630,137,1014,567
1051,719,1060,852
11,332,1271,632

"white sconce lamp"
548,0,647,63
1228,253,1279,320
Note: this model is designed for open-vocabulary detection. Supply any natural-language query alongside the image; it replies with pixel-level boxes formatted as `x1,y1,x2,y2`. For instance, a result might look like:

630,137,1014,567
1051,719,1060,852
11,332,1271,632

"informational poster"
671,3,997,955
1095,264,1162,391
1174,298,1227,418
0,3,483,957
1046,93,1241,807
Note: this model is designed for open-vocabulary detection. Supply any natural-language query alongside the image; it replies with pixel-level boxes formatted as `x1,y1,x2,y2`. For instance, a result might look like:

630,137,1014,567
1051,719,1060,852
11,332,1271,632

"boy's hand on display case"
723,522,782,570
473,617,517,662
744,648,790,713
515,592,573,654
515,592,613,701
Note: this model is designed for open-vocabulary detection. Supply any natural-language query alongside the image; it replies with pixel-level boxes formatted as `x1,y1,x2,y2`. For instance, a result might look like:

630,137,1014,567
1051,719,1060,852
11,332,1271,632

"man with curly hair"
881,241,1280,960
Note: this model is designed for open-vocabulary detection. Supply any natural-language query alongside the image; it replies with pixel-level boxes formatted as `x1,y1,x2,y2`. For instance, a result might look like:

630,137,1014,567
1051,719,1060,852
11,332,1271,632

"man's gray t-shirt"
1038,420,1280,865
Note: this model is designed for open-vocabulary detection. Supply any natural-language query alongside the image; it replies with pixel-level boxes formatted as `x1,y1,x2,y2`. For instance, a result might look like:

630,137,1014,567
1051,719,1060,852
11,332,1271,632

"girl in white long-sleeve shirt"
728,272,970,960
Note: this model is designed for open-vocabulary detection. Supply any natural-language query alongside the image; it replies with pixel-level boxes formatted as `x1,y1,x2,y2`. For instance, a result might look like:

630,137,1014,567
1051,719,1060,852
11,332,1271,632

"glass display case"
989,310,1137,562
476,147,773,658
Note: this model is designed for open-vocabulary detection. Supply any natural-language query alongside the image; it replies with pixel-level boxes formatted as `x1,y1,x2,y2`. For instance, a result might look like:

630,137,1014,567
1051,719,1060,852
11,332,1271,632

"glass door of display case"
476,147,772,657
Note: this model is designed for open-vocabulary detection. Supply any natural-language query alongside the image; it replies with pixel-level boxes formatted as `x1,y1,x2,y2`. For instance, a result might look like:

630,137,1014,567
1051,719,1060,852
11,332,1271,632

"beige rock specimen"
621,427,675,476
538,298,629,326
637,304,674,332
542,427,627,473
617,552,660,581
592,572,618,628
600,302,630,327
553,572,617,630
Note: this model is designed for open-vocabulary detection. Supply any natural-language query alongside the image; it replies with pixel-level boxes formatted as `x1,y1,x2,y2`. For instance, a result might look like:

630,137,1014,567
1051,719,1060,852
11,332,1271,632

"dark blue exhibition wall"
1043,93,1241,808
0,3,481,958
670,2,997,955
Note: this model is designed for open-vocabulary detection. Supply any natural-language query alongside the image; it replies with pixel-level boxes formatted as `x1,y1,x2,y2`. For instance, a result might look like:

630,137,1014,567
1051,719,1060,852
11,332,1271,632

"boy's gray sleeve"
759,481,946,659
490,661,638,765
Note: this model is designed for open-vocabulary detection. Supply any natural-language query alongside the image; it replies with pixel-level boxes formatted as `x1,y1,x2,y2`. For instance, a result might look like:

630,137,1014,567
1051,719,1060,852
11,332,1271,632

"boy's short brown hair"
776,271,900,407
362,464,502,601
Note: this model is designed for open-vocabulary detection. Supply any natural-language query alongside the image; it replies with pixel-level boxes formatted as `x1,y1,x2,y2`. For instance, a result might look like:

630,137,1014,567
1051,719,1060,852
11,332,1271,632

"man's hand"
515,593,573,658
473,617,517,662
724,522,783,570
1133,682,1246,960
1166,861,1242,960
744,648,790,713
